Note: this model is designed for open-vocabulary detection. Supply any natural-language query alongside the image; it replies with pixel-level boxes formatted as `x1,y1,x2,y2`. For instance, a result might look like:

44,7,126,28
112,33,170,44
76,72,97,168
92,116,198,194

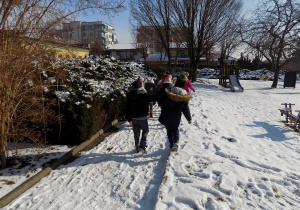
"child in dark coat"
157,75,192,151
126,77,156,153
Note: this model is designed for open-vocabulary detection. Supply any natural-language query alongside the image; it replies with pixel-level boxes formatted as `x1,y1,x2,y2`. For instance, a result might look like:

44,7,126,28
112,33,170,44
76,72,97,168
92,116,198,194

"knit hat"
179,73,187,80
164,75,173,83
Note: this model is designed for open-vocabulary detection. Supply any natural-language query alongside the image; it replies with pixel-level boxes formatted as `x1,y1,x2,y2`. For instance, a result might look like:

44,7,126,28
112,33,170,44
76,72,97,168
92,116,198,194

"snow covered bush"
0,0,126,169
51,94,124,145
45,56,157,145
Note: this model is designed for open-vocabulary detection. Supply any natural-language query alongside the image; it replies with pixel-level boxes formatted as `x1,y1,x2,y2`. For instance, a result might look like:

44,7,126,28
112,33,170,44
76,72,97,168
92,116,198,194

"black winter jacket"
157,83,192,129
126,88,156,122
144,82,157,95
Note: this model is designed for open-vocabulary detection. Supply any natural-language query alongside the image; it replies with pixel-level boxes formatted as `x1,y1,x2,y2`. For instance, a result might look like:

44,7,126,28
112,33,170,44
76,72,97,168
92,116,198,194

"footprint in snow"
221,136,238,143
202,142,210,149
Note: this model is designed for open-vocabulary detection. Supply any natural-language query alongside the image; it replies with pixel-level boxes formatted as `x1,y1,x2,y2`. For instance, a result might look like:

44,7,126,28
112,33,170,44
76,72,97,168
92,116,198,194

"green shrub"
48,93,126,145
43,57,156,145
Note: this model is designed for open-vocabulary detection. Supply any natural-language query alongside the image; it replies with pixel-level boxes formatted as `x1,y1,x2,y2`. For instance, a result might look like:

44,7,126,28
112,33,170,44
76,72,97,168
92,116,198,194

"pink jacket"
184,78,194,94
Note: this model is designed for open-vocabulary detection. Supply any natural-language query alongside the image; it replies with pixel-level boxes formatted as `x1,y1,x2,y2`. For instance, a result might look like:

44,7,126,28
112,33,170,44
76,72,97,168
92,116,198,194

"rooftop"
108,43,136,50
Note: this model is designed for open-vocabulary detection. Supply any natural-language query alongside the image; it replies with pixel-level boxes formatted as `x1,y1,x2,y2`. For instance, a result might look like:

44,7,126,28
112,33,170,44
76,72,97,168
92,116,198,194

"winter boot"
172,142,178,152
139,145,147,154
172,140,179,152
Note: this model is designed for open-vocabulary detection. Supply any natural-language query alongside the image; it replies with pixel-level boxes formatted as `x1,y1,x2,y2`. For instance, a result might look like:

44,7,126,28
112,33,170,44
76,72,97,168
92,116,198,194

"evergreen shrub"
45,57,155,145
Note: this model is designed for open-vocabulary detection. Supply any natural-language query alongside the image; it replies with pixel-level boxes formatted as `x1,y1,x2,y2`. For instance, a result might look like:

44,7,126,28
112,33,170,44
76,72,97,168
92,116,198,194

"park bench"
279,103,300,131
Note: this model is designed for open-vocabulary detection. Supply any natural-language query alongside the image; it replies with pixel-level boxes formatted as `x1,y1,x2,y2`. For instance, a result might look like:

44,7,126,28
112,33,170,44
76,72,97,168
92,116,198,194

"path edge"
0,119,119,208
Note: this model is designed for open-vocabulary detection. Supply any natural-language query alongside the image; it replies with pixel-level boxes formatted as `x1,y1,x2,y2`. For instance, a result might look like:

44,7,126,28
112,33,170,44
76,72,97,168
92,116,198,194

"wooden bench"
279,103,295,122
293,110,300,130
279,103,300,131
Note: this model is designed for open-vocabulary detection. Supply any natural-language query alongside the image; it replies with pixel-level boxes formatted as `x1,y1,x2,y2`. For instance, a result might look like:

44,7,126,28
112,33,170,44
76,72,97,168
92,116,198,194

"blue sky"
79,4,132,44
79,0,259,44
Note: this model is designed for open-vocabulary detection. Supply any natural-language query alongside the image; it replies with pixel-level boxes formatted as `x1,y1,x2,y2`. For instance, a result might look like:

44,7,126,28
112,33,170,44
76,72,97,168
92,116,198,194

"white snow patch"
2,80,300,210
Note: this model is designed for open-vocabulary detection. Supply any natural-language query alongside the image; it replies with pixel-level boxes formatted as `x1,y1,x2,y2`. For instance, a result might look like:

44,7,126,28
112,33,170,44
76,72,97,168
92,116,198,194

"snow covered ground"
1,79,300,210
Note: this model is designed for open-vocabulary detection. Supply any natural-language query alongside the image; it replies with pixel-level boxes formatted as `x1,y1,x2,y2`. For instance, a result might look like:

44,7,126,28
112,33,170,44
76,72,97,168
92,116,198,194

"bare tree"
216,19,242,69
0,0,125,168
290,27,300,59
239,0,300,88
136,42,150,63
129,0,173,66
170,0,243,81
219,22,242,61
131,26,152,62
89,39,105,57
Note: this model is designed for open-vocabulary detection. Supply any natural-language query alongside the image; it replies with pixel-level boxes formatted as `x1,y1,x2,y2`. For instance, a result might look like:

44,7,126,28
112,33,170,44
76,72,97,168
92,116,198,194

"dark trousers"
132,119,149,148
166,127,179,144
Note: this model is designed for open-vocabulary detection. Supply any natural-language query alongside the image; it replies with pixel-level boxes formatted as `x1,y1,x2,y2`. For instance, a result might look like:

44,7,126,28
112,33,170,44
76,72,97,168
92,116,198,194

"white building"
108,44,142,61
63,21,117,48
63,21,82,44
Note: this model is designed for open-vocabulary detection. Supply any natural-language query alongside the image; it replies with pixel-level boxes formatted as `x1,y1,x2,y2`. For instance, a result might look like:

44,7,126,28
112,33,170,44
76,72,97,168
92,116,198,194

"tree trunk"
191,61,198,82
0,151,6,169
270,57,280,88
1,116,8,169
271,68,279,88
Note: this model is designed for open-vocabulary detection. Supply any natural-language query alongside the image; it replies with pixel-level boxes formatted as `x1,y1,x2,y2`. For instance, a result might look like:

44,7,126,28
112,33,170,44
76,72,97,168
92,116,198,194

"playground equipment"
229,75,244,92
218,59,244,92
279,103,300,132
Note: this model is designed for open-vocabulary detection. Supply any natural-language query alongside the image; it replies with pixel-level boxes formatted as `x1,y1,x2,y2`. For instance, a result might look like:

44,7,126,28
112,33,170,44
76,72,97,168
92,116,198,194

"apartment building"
63,21,116,48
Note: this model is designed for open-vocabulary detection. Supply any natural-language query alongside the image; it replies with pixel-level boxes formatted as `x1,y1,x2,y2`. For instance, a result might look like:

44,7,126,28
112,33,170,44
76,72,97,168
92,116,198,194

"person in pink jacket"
184,72,195,94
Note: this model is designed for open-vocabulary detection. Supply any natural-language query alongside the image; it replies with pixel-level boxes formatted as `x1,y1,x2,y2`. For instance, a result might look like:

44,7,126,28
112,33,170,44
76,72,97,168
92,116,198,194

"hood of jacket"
165,88,193,102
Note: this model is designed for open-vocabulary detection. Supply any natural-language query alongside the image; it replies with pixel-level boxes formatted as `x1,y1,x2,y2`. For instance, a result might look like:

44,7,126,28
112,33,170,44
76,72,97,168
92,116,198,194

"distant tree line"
237,54,272,71
130,0,300,88
130,0,243,82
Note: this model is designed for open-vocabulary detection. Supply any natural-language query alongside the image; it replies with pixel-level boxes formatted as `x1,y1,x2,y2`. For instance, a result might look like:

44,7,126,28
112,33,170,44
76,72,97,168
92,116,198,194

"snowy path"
3,109,170,210
157,81,300,209
3,80,300,210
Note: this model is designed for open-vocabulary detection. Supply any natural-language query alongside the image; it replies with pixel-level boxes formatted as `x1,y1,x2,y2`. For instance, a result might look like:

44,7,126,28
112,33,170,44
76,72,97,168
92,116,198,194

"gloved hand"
129,121,133,126
188,121,192,124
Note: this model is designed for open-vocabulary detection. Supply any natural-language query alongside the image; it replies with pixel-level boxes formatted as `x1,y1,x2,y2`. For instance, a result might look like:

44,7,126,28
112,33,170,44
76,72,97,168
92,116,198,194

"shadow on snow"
244,121,295,142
